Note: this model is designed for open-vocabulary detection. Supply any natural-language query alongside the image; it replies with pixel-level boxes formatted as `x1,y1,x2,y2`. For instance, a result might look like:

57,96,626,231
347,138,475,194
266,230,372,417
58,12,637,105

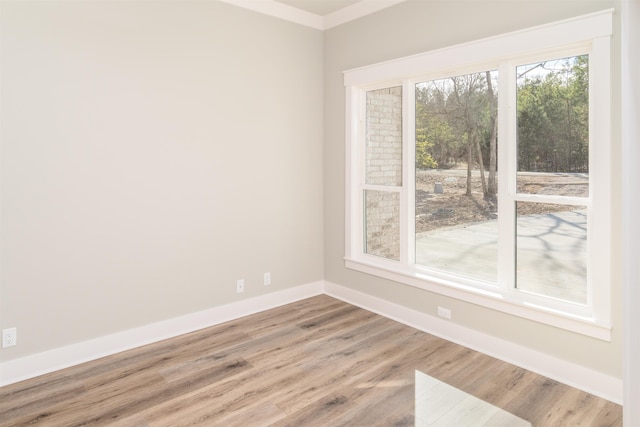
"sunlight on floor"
415,370,532,426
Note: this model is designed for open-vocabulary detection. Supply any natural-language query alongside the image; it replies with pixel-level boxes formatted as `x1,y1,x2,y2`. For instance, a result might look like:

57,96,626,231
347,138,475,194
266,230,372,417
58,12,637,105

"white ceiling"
273,0,363,16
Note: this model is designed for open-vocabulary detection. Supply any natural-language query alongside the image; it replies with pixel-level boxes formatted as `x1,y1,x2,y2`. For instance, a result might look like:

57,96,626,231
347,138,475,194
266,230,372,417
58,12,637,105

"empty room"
1,0,639,425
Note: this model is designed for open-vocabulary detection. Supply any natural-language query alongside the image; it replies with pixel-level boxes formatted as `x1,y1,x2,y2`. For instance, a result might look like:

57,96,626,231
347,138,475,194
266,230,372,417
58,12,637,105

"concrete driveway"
415,209,587,303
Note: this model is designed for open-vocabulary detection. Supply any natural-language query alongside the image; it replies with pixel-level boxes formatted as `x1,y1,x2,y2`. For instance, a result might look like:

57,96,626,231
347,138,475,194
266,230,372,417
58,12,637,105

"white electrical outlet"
236,279,245,293
437,306,451,320
264,272,271,286
2,327,17,348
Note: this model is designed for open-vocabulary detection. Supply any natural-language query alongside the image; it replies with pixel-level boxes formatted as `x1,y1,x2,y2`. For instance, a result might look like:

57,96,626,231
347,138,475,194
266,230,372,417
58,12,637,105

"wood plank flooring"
0,295,622,426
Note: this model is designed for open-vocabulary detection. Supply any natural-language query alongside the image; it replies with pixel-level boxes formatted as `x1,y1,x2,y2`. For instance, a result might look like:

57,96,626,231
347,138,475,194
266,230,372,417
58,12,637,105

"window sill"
345,257,612,341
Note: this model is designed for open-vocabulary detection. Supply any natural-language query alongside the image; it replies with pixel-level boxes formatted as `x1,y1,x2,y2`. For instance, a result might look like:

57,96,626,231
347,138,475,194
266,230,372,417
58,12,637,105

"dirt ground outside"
416,165,589,234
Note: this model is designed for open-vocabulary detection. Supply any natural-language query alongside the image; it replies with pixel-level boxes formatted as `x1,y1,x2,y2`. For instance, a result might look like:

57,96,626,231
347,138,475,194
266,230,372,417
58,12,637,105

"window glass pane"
366,87,402,186
516,202,587,304
517,55,589,196
365,190,400,261
415,71,498,282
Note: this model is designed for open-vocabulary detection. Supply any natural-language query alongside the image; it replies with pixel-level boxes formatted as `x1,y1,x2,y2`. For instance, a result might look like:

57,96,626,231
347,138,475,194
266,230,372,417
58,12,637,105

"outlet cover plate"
2,327,17,348
437,306,451,320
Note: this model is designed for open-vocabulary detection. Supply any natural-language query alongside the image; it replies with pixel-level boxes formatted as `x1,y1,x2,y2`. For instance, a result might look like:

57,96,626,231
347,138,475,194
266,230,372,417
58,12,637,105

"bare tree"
451,74,490,196
474,130,487,196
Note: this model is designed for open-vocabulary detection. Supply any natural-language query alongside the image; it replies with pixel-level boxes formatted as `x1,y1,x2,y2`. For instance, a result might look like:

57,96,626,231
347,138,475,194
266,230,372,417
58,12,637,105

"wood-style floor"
0,295,622,426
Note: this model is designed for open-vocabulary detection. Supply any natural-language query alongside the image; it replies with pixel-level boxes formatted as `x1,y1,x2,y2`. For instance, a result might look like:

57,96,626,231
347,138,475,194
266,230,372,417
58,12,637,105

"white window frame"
344,10,613,340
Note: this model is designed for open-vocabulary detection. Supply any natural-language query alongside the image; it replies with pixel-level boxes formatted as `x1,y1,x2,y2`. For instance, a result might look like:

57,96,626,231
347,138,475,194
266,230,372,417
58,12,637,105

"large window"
344,10,612,339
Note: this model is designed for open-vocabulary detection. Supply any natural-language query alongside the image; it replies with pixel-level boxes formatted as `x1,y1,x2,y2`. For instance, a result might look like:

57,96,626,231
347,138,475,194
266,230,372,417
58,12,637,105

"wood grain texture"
0,295,622,426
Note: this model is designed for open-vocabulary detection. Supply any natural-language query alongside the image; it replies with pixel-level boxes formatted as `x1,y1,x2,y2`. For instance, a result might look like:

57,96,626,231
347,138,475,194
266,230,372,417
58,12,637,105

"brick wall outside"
364,87,402,261
365,190,400,260
366,86,402,186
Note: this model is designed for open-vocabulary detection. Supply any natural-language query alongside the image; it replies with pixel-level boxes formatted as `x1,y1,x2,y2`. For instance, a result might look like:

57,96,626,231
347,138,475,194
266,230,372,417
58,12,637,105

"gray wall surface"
0,1,324,360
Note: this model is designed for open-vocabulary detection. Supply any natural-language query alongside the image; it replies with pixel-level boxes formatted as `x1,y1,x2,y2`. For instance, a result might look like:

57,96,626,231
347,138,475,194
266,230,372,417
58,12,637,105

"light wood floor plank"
0,296,622,426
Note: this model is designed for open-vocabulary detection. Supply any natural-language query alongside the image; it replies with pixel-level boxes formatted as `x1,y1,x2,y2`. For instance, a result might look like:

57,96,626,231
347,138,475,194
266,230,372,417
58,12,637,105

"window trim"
344,9,613,340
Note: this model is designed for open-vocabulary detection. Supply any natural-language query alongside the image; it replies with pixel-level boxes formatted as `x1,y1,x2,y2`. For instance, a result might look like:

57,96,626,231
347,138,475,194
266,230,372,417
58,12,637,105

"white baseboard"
0,281,324,386
324,281,623,404
0,279,622,405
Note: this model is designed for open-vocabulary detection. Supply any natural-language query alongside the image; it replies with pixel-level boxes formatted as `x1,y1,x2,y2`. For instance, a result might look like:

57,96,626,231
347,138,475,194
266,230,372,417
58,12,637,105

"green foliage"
415,128,438,169
415,102,456,168
516,55,589,173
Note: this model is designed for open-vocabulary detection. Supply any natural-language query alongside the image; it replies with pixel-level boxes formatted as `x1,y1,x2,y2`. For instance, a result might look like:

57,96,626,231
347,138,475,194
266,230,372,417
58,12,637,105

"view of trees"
517,55,589,174
415,55,589,199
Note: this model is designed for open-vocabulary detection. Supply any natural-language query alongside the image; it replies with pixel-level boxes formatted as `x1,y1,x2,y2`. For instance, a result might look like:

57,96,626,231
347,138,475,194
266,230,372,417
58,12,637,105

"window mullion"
405,80,416,266
497,62,517,293
356,88,367,259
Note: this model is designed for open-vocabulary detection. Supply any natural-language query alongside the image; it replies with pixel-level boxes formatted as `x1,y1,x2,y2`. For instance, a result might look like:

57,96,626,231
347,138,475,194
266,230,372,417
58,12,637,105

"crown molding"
219,0,324,29
218,0,407,30
324,0,406,29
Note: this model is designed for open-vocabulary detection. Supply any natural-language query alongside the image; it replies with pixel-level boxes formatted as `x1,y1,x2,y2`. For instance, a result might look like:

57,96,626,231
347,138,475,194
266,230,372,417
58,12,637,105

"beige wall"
323,0,622,378
0,1,324,360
